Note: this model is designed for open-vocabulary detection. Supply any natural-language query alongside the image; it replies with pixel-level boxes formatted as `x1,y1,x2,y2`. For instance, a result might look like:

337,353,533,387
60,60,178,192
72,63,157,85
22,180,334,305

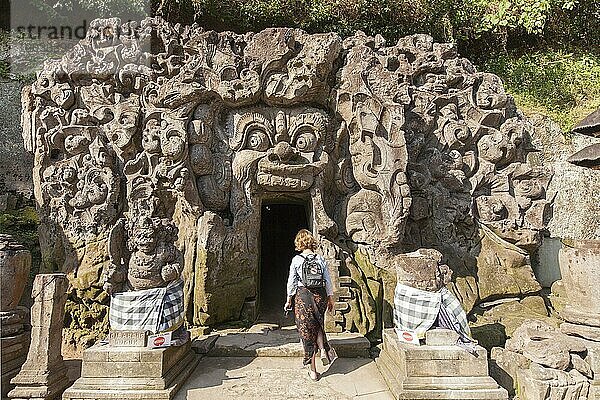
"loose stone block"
517,364,589,400
1,307,28,337
0,235,31,312
1,236,32,398
585,344,600,376
561,321,600,342
489,347,531,396
376,328,508,400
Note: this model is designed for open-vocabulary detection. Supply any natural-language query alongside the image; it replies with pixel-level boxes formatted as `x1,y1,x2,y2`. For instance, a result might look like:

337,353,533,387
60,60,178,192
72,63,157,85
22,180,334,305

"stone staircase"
192,324,371,358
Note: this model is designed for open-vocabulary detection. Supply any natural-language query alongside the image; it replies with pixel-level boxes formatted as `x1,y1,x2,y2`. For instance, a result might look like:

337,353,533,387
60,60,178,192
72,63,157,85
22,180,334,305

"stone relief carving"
103,217,183,293
23,18,552,340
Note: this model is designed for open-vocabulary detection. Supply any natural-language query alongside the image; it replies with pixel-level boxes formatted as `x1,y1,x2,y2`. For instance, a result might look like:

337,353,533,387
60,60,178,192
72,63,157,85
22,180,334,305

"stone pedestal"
9,274,70,400
375,328,508,399
62,336,199,400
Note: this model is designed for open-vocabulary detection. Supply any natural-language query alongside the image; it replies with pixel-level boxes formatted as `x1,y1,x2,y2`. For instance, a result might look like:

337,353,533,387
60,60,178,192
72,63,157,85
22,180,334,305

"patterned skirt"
294,286,331,365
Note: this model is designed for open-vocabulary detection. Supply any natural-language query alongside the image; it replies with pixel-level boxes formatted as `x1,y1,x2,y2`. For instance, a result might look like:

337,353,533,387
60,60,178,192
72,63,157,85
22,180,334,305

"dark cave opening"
258,202,310,325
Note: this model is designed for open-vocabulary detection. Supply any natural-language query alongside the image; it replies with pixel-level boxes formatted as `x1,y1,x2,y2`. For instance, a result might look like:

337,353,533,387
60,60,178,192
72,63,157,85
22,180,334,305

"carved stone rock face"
225,106,329,193
23,18,552,336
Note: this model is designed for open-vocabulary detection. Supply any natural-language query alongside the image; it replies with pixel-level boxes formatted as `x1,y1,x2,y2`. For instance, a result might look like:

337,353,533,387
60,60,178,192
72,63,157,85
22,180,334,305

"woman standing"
284,229,337,381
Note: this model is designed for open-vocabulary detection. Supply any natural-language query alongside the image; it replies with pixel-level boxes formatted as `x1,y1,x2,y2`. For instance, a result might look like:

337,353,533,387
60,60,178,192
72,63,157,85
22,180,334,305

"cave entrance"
259,202,310,325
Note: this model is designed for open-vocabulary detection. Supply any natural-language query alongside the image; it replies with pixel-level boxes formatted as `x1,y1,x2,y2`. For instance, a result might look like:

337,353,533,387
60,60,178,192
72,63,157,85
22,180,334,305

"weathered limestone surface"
0,235,32,398
490,346,532,397
527,116,600,293
488,240,600,400
491,318,600,400
529,114,600,241
518,364,590,400
9,273,70,400
375,328,508,399
506,320,587,370
561,322,600,342
558,240,600,326
21,18,553,341
395,248,451,292
0,235,31,311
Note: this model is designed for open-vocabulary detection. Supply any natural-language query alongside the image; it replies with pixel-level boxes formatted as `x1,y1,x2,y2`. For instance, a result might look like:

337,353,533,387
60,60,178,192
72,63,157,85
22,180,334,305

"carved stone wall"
22,18,551,340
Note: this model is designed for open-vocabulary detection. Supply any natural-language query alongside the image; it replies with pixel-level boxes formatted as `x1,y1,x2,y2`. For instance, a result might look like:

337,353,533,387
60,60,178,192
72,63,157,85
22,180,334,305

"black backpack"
300,254,325,289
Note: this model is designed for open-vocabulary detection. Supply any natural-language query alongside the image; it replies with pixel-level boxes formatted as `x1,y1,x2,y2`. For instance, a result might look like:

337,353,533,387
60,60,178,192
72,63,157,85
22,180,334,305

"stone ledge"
396,388,508,400
196,329,370,358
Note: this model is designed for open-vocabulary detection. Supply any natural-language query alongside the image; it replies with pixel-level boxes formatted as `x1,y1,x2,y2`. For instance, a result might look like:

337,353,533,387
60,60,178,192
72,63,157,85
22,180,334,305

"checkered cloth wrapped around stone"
109,279,184,334
393,283,471,340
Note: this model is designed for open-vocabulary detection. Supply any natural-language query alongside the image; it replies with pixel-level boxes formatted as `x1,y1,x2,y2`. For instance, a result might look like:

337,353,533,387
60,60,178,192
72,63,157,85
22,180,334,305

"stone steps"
192,327,371,358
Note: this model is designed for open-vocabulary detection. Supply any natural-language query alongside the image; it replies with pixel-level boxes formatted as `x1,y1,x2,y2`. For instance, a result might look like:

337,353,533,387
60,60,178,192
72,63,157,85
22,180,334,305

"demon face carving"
220,106,337,235
226,106,329,191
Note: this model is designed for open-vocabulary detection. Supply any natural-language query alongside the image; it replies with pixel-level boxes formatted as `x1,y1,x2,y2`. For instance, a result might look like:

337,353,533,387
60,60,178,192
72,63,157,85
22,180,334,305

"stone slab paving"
174,356,394,400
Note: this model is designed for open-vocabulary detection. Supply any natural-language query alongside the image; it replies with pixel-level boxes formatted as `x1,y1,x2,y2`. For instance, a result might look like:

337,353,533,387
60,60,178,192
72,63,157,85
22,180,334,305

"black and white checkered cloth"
109,279,185,334
394,283,471,340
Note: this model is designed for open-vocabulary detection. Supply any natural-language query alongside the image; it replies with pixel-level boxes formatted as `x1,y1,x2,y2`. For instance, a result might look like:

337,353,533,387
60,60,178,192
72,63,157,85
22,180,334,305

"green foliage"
155,0,599,53
0,206,39,243
29,0,150,22
3,0,599,129
476,0,556,35
484,50,600,131
465,0,599,50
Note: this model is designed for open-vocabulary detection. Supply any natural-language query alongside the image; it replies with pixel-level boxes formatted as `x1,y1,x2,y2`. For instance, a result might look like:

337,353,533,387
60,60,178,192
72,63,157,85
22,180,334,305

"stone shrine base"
62,341,199,400
375,328,508,400
1,307,29,398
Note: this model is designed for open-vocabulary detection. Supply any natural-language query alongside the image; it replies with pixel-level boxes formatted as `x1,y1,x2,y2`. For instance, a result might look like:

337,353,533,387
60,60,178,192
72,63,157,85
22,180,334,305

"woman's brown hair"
294,229,318,252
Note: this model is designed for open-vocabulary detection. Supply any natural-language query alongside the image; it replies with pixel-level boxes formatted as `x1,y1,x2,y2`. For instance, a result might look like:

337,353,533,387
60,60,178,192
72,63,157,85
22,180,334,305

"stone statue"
103,216,183,294
395,248,452,292
393,248,472,343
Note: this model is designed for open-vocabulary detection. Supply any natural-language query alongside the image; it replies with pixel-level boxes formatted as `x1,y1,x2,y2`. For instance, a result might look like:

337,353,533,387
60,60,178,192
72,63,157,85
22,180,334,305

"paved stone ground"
62,326,393,400
174,356,394,400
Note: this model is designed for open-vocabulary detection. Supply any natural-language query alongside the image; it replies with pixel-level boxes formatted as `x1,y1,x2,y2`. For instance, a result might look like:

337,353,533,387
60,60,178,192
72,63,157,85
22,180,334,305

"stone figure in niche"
101,212,186,334
103,216,183,294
